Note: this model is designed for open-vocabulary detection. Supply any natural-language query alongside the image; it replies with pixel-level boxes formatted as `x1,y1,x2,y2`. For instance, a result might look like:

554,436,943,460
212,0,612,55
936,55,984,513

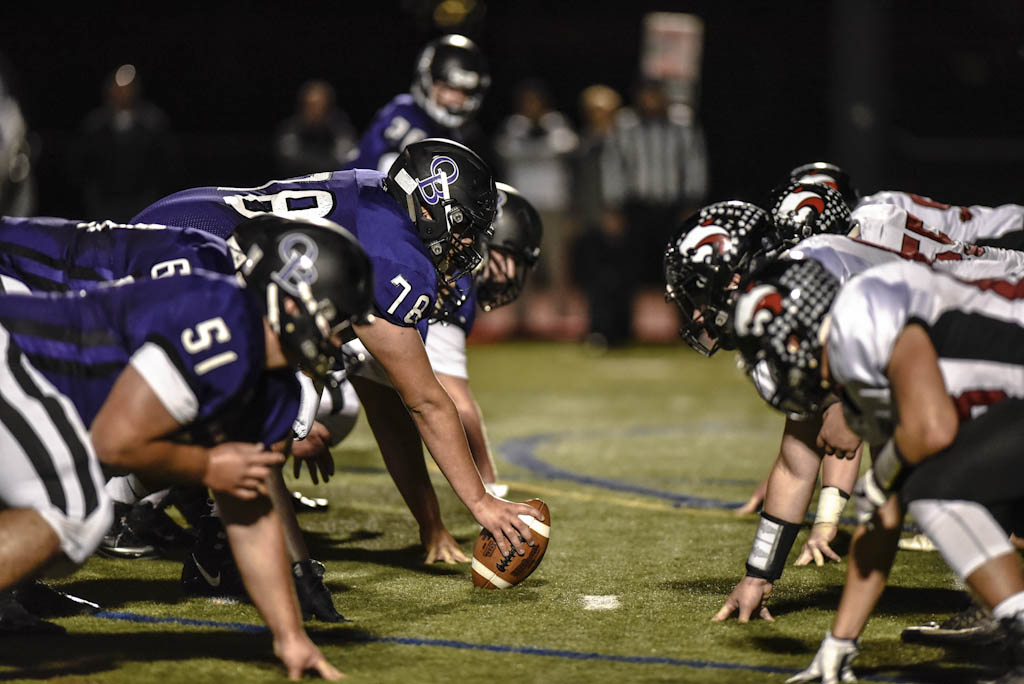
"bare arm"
349,374,468,563
91,365,283,499
714,416,821,622
437,372,498,484
213,492,340,680
831,323,957,640
354,318,540,555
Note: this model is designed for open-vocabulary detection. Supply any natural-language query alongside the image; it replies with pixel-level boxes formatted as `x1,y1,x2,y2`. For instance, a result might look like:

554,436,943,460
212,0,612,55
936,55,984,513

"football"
472,498,550,589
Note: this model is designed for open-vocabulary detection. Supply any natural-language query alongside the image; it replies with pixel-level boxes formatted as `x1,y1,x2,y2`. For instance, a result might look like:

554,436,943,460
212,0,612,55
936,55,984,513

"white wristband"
814,486,849,526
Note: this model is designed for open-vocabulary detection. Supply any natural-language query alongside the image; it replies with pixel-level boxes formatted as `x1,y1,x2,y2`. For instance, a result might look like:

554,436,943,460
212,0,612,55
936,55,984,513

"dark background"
5,0,1024,220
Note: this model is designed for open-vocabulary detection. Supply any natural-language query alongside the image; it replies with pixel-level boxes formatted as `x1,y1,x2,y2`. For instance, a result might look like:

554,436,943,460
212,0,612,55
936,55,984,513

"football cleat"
180,516,246,598
292,490,330,513
99,502,159,559
901,601,1002,647
0,591,66,635
293,559,349,623
12,581,99,618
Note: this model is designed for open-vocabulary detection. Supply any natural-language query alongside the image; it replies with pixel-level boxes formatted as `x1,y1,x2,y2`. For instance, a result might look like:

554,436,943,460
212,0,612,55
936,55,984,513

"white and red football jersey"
857,190,1024,245
827,260,1024,444
849,203,1024,278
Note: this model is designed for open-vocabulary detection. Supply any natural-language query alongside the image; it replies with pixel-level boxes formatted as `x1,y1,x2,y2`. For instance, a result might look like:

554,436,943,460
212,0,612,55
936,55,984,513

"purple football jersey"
132,169,437,339
343,94,461,173
0,272,296,445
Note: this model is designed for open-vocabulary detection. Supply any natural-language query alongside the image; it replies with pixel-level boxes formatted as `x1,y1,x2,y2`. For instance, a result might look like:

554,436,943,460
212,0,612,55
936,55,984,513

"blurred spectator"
70,64,181,222
274,79,356,177
494,79,578,318
0,56,35,216
570,84,632,347
604,77,708,296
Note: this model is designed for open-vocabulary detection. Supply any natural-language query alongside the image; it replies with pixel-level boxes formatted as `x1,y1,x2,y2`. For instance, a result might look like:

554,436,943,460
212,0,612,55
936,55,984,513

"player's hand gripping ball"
472,499,550,589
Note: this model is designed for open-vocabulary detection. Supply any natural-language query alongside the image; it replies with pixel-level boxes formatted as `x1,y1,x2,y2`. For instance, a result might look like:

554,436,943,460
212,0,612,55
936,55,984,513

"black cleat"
0,591,66,635
13,581,99,617
180,516,246,598
292,491,329,513
98,502,159,559
902,602,1002,647
293,559,349,623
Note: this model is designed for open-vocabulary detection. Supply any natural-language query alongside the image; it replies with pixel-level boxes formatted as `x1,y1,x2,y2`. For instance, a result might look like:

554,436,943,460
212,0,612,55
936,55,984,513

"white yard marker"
582,595,620,611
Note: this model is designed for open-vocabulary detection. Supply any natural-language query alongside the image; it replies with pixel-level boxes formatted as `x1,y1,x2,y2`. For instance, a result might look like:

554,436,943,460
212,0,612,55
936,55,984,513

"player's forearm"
831,497,903,639
438,375,496,482
93,437,208,486
214,492,305,642
821,449,860,493
408,395,486,509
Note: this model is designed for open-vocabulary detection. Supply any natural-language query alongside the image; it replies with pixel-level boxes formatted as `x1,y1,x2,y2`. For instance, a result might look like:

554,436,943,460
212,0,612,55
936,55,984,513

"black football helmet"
765,181,852,250
788,162,860,210
386,137,497,282
732,257,840,418
477,182,543,312
232,214,374,383
663,201,779,356
411,34,490,128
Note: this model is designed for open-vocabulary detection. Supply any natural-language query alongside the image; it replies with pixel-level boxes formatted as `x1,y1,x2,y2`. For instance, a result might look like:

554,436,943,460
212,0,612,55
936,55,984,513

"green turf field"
0,342,1002,682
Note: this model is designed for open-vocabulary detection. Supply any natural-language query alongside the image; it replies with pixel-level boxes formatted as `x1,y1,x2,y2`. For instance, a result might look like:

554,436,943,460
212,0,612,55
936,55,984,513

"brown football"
471,498,550,589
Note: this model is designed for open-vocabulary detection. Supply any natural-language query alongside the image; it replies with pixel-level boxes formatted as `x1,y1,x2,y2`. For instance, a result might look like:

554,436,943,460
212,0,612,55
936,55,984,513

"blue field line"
496,428,918,531
90,611,919,681
96,610,267,633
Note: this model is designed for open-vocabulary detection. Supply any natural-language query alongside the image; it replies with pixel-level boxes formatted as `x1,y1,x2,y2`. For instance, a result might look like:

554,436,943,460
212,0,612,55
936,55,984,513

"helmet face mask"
232,215,374,384
387,138,497,284
732,258,840,418
663,201,776,356
411,34,490,128
476,182,542,312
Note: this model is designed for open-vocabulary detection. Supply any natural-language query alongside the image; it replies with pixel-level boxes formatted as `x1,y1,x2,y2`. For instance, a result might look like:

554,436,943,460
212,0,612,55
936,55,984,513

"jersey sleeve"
244,370,302,445
371,256,435,340
828,273,911,390
127,277,265,426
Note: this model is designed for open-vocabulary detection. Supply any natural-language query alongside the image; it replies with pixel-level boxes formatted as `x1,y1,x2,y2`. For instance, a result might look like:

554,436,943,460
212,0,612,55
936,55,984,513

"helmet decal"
271,232,320,296
495,186,509,219
733,284,783,338
677,222,731,263
417,156,460,205
778,187,826,217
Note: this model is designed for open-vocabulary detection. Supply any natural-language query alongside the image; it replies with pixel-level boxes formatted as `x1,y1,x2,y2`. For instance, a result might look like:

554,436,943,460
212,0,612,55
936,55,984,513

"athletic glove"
785,631,859,684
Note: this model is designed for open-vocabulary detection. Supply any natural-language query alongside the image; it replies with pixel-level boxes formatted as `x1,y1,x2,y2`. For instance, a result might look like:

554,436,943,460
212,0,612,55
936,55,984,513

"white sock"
993,591,1024,621
105,475,149,505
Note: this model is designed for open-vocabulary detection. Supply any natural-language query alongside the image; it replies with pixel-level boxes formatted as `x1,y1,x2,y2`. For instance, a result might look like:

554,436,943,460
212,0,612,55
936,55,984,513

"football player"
733,257,1024,683
0,214,352,624
791,160,1024,249
423,182,543,504
131,138,543,565
0,215,368,679
344,34,489,173
668,185,1024,622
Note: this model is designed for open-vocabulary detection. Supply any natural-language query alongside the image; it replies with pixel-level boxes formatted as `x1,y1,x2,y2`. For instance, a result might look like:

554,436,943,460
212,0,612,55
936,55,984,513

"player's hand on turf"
785,631,858,684
794,522,841,566
204,442,284,499
292,422,335,484
734,478,768,516
470,495,542,558
712,575,774,623
421,526,470,564
816,403,861,459
274,633,343,681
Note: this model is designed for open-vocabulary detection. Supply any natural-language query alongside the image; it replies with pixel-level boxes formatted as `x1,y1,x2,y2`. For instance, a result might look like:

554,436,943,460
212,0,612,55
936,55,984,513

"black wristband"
744,512,802,581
